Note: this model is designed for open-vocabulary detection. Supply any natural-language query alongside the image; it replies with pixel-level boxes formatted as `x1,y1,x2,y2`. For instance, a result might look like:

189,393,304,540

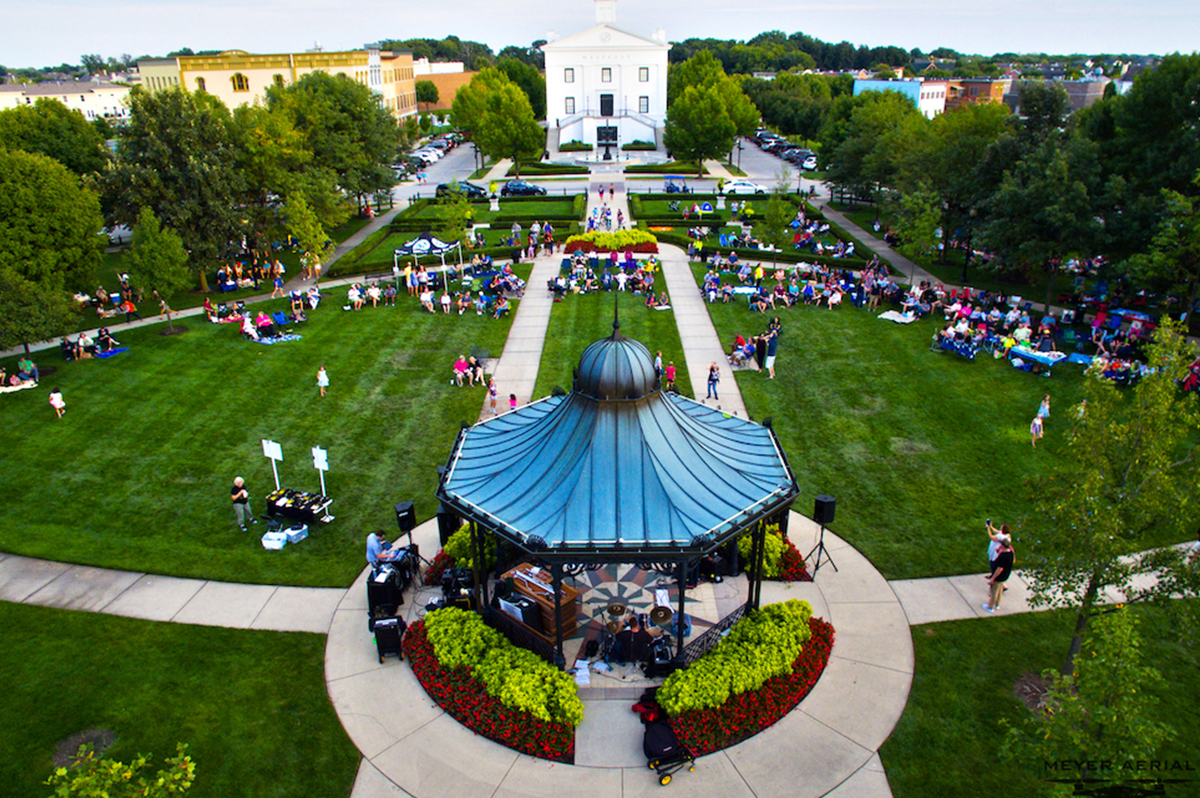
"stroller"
643,719,695,786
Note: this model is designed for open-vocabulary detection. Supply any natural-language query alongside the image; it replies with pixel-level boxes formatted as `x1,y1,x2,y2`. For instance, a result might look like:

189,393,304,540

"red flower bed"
403,620,575,762
777,536,812,582
670,617,835,755
563,241,659,254
422,550,452,586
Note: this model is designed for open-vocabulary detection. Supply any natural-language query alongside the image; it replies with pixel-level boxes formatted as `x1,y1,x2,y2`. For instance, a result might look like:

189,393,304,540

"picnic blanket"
252,334,303,345
94,347,129,359
878,310,917,324
1066,353,1094,365
653,304,673,311
0,381,37,394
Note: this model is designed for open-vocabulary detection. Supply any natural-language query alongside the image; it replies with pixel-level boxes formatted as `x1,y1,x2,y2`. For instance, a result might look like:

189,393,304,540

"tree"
1125,184,1200,326
1000,610,1175,791
663,84,737,175
819,89,922,199
126,207,190,331
415,80,439,112
0,99,109,175
80,54,105,75
0,268,77,354
45,742,195,797
267,72,402,206
889,187,943,269
105,87,245,291
451,68,543,176
752,171,796,270
496,57,546,120
975,135,1104,311
1023,318,1200,675
434,186,475,248
668,50,759,152
284,194,332,268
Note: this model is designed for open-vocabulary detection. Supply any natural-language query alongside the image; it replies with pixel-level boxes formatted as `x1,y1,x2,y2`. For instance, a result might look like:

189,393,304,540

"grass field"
689,264,1096,579
0,292,519,587
533,289,693,399
0,602,360,798
882,603,1200,798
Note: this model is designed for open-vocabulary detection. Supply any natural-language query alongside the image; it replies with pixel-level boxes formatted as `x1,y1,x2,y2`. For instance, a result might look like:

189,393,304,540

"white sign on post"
261,439,283,489
312,446,329,497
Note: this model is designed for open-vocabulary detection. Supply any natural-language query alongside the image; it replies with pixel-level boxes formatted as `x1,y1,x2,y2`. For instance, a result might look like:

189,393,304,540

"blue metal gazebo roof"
436,323,799,557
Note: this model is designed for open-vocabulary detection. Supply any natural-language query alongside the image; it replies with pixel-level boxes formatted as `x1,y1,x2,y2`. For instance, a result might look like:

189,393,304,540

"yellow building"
134,48,416,119
945,78,1012,112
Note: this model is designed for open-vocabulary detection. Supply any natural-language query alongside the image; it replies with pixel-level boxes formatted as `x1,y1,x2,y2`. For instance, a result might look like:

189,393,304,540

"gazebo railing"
485,606,557,664
679,604,746,666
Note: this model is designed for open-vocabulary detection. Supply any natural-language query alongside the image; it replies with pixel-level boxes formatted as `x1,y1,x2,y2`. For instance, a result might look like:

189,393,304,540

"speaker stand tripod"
805,524,839,575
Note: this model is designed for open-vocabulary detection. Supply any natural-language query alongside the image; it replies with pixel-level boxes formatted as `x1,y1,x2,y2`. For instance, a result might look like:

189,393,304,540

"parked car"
724,179,767,195
802,156,818,171
436,181,488,199
411,150,439,164
500,179,547,197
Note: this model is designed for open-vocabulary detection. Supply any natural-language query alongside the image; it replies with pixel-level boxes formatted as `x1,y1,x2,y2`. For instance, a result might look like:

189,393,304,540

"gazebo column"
550,562,567,670
469,520,490,610
751,519,768,610
675,560,687,662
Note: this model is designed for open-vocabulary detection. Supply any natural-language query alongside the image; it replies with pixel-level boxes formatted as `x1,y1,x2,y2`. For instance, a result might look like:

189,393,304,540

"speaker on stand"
806,494,839,575
393,500,432,579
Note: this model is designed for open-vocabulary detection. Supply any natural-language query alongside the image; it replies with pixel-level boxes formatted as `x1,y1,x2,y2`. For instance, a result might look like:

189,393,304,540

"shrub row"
422,607,584,727
507,162,590,176
646,227,874,270
670,616,835,755
657,599,814,716
737,524,810,581
559,140,593,152
564,229,659,253
625,161,706,175
404,619,576,762
622,140,658,151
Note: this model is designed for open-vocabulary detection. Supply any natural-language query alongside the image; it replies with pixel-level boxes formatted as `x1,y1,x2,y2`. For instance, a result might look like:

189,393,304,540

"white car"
725,180,767,195
412,150,441,164
802,156,818,171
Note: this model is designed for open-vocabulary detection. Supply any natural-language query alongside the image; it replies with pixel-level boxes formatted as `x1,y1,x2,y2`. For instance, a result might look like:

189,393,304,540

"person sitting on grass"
97,328,118,352
367,283,382,308
737,262,753,283
255,310,275,338
468,356,486,386
440,291,452,314
493,296,510,319
348,284,365,311
242,315,260,340
420,289,436,313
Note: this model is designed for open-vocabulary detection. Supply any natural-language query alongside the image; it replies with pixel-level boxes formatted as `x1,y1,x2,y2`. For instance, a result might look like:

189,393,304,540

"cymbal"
649,606,673,626
606,602,626,617
606,620,623,634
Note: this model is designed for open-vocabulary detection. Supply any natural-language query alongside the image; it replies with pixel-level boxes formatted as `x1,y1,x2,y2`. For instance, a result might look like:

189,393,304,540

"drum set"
598,601,677,662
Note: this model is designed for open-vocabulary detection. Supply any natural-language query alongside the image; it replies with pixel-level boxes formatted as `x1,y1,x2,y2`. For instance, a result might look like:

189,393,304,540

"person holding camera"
230,477,257,531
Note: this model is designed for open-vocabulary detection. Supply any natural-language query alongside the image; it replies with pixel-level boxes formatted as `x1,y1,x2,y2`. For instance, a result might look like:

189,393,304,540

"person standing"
317,365,329,397
764,328,779,379
230,477,258,531
48,388,66,418
488,376,498,414
983,537,1014,612
509,393,518,412
1038,394,1051,420
986,521,1011,574
707,362,720,400
1030,415,1044,447
664,361,676,392
654,351,663,379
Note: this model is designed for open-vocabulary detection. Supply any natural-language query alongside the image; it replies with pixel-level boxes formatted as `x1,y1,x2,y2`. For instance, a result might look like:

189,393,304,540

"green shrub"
424,608,584,726
625,161,706,175
564,229,658,251
559,140,593,152
572,193,587,218
621,140,657,151
443,525,495,572
738,523,786,578
657,600,814,716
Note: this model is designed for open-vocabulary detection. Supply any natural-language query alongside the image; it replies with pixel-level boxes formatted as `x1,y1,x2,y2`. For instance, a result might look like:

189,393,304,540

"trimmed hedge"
559,140,593,152
657,599,814,716
645,226,875,271
625,161,707,175
621,140,657,151
506,162,590,176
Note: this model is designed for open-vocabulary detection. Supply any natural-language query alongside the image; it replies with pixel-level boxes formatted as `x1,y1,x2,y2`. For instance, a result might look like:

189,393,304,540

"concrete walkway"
702,159,736,180
0,552,344,633
332,512,907,798
480,158,514,184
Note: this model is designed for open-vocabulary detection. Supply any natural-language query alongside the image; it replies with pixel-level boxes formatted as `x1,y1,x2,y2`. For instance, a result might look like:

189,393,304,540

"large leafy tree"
668,50,759,149
1023,318,1200,675
819,89,922,199
752,172,797,270
1125,183,1200,325
415,80,439,112
0,148,103,351
105,87,245,291
267,71,402,207
663,84,737,175
451,68,543,176
0,99,109,175
975,135,1104,310
495,57,546,120
125,207,190,332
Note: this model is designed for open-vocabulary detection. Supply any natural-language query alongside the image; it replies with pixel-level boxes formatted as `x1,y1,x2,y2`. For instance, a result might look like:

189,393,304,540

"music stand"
805,523,839,575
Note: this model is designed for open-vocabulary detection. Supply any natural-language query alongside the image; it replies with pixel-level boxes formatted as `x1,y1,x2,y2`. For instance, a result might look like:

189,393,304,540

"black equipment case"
372,617,406,663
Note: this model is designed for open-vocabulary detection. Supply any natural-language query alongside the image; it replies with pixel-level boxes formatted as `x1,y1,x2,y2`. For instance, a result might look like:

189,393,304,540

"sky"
4,0,1197,70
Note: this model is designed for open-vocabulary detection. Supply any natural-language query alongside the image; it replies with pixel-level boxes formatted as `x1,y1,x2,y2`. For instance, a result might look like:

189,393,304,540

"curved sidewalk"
328,512,909,798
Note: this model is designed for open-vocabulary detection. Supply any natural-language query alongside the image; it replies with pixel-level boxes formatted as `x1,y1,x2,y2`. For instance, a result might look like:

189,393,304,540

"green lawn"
0,602,359,798
690,264,1096,579
882,603,1200,798
0,293,519,586
534,289,693,399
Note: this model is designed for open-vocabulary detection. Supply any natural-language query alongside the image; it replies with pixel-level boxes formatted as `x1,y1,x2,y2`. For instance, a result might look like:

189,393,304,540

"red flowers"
669,617,835,755
777,537,812,582
422,551,452,586
403,620,575,762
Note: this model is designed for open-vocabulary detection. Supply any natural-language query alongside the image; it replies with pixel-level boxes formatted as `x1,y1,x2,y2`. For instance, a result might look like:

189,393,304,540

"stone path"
0,552,343,633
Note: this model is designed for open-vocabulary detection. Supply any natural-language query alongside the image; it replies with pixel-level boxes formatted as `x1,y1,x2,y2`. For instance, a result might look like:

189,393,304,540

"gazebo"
436,310,800,668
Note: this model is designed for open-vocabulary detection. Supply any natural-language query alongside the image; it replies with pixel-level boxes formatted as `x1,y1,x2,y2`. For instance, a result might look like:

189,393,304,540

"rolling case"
372,617,406,663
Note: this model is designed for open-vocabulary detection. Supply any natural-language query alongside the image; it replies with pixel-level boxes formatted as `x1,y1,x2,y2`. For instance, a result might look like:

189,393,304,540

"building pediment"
542,24,669,52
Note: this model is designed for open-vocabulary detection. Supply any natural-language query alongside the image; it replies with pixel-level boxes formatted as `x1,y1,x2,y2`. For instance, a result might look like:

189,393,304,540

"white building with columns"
541,0,670,154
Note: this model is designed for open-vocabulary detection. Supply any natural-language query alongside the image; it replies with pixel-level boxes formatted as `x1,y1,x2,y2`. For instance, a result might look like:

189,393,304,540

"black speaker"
394,501,416,533
814,495,836,525
437,503,461,545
